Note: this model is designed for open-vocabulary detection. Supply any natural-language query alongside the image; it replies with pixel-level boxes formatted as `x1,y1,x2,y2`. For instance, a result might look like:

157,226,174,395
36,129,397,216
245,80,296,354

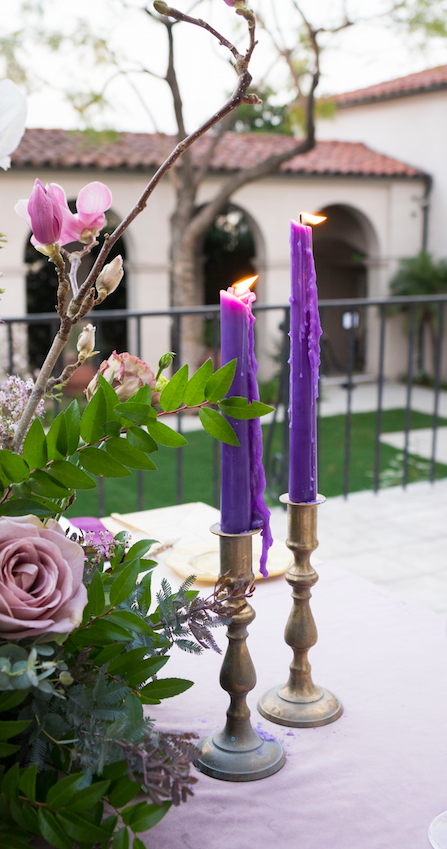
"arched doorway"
203,204,257,302
202,203,259,355
312,204,377,375
26,207,127,372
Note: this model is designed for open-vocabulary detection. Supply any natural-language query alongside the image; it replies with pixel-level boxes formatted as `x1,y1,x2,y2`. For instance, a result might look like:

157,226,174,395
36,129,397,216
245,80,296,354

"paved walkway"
173,380,447,614
270,479,447,615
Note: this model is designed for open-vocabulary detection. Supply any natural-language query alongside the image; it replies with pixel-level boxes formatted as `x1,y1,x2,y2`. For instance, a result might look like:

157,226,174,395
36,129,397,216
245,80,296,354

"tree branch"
184,132,316,247
70,69,255,317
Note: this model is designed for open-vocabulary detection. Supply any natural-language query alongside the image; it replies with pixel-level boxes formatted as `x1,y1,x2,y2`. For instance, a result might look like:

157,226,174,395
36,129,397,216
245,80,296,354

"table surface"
99,505,447,848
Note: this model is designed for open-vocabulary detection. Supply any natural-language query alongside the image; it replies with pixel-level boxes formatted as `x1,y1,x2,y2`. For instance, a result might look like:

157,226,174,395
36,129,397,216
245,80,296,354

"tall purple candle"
220,278,273,577
289,218,323,503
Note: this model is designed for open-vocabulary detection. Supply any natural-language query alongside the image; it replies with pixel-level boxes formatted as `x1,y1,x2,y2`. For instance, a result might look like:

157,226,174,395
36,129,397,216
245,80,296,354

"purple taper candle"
289,217,323,503
220,278,273,577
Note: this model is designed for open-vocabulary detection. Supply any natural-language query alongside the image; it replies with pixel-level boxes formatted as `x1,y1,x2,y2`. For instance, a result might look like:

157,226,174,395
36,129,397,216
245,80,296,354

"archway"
201,203,262,357
312,204,378,375
25,207,128,372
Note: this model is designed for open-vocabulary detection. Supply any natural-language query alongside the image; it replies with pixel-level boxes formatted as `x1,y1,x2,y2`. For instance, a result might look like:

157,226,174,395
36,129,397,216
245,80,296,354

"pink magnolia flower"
0,515,87,640
59,181,112,244
86,351,157,403
15,180,112,248
15,179,64,247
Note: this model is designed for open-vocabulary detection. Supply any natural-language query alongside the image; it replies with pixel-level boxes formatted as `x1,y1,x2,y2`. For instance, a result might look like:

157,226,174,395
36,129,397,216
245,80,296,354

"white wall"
0,165,427,381
317,90,447,257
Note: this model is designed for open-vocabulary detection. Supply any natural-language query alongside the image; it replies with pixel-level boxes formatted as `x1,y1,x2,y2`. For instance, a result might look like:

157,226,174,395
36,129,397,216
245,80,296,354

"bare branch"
71,68,255,316
193,112,235,189
155,3,243,65
185,133,316,247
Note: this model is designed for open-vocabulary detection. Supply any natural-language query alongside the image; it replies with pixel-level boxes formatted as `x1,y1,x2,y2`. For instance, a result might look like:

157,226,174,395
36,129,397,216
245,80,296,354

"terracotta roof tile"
11,129,425,179
331,64,447,106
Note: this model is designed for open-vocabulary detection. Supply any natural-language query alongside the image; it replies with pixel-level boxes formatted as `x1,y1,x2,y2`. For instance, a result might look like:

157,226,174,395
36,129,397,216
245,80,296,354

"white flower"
0,80,27,171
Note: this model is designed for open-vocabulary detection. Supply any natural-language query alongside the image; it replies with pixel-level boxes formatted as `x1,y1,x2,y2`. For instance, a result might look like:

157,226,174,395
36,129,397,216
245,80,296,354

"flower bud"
27,179,64,245
158,351,175,374
59,671,74,686
77,323,96,363
154,0,168,13
96,255,123,300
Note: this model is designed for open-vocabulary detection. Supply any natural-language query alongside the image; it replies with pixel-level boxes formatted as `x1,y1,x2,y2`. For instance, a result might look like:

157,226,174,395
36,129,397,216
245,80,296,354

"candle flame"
300,212,327,226
232,275,258,295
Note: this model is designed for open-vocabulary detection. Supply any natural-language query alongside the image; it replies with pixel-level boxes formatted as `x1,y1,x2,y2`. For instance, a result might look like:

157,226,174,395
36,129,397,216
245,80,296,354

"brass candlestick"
194,524,285,782
258,494,343,727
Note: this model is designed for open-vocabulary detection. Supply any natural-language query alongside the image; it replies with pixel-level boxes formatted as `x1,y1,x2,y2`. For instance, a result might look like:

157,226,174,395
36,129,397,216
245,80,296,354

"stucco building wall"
0,165,427,381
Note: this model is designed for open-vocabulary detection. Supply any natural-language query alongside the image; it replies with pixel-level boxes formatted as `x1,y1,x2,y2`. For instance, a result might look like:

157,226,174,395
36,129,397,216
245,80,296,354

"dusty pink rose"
0,515,87,640
86,351,157,403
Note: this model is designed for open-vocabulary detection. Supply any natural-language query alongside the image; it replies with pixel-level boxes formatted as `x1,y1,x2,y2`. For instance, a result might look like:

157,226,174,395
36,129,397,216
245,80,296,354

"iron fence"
2,293,447,514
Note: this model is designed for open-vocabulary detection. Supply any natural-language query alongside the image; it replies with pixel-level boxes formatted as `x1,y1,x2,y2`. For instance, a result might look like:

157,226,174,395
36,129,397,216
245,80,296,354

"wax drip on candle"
246,303,273,578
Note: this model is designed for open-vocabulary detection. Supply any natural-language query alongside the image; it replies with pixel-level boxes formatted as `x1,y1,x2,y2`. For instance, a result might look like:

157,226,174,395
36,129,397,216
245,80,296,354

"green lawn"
66,408,447,518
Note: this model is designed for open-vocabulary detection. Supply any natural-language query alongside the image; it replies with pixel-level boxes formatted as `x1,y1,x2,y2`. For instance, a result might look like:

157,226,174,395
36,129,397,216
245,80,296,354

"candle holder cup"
258,494,343,728
194,524,285,782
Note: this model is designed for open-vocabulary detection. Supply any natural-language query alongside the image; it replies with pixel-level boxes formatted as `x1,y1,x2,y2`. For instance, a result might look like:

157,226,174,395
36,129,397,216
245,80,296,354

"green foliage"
0,353,270,846
0,528,243,846
0,354,272,521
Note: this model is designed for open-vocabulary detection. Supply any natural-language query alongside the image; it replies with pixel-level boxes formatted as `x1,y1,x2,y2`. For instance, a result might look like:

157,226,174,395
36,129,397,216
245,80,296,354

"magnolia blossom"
0,79,27,171
15,180,112,248
0,515,87,639
86,351,157,403
96,255,124,299
77,323,96,362
59,181,112,244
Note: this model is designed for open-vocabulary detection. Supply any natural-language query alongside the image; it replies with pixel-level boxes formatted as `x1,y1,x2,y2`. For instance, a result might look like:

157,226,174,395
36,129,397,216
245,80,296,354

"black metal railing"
2,294,447,513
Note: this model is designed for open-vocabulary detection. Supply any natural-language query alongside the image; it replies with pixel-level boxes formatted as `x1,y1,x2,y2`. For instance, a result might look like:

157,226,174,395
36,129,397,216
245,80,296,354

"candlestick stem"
258,494,343,727
194,524,285,781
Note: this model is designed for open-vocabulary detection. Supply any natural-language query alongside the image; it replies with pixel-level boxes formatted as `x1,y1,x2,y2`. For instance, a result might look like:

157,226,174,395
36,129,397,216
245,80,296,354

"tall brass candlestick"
258,495,343,727
194,524,285,782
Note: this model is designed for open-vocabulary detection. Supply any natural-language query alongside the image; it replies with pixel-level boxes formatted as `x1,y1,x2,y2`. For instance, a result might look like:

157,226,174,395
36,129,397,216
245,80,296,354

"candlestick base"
258,684,342,728
257,495,343,729
194,524,285,782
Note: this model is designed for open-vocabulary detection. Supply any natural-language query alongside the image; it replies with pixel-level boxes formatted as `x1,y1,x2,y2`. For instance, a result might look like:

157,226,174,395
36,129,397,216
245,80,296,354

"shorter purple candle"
220,278,273,577
289,217,323,504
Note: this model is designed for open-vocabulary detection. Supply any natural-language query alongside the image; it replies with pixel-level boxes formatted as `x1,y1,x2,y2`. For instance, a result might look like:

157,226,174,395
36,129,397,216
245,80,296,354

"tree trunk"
170,192,205,372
